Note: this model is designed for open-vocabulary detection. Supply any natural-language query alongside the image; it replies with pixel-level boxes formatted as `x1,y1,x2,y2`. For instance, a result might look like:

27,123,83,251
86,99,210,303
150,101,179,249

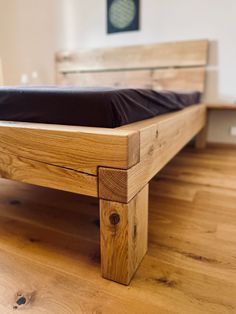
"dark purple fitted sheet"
0,87,201,128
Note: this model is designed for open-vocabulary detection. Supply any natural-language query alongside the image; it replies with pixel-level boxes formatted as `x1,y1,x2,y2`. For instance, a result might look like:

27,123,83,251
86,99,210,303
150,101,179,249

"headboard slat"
56,40,208,72
61,67,206,92
56,39,209,93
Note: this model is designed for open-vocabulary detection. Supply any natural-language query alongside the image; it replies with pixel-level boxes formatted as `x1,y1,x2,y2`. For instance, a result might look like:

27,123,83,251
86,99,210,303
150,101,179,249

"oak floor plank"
0,146,235,313
0,249,168,314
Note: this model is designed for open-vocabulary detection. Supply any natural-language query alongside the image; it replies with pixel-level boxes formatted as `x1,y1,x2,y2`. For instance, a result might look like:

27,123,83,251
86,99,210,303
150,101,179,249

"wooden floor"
0,145,235,313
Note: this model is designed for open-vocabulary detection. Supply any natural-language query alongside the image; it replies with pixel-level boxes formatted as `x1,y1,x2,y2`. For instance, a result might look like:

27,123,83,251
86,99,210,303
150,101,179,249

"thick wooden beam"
99,184,149,285
0,150,98,196
99,105,207,203
152,67,206,92
56,40,208,73
207,103,236,109
0,122,140,175
61,67,206,92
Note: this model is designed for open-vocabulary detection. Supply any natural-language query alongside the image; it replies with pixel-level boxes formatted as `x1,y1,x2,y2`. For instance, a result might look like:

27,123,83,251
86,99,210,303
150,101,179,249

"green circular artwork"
109,0,136,29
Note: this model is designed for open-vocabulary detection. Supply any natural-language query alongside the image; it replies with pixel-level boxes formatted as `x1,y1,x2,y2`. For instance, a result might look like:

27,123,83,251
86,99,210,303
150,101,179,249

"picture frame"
107,0,140,34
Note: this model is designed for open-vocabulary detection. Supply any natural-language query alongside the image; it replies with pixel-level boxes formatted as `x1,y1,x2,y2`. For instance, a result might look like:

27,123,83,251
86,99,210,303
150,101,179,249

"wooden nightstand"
196,103,236,148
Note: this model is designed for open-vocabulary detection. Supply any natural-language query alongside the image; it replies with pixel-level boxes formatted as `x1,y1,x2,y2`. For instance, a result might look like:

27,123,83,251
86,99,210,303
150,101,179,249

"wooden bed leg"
195,124,208,149
195,110,209,149
99,184,149,285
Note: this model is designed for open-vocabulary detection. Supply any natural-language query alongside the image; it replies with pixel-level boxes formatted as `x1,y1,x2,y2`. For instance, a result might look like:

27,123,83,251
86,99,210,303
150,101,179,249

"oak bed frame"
0,39,208,285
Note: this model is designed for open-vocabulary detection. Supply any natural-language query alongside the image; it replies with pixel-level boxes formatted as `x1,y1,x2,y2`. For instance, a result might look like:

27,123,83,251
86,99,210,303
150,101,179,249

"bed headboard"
55,39,209,92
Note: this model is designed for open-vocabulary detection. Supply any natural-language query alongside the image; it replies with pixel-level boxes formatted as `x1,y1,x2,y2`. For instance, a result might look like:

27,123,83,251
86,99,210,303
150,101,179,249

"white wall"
0,0,235,143
0,0,60,85
58,0,236,103
58,0,236,144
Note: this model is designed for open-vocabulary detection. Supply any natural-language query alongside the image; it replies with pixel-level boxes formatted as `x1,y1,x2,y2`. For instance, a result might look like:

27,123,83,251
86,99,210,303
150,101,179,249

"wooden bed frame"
0,40,209,285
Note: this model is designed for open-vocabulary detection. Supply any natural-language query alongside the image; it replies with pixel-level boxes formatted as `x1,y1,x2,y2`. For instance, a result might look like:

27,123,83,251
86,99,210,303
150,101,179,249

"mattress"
0,87,201,128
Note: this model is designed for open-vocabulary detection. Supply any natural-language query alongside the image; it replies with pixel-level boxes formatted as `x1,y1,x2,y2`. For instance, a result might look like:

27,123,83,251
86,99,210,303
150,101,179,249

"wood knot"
148,145,154,156
133,224,137,239
155,277,177,288
9,200,21,206
15,296,26,306
109,213,120,225
13,291,35,310
156,129,159,138
29,237,40,243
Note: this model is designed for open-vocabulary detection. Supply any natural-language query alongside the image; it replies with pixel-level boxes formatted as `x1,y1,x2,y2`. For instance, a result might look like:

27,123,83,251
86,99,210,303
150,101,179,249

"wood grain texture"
56,39,208,72
207,103,236,109
195,119,208,149
0,150,98,196
0,145,235,313
99,104,207,202
0,121,140,175
62,70,153,89
61,67,206,92
152,67,206,92
100,185,148,285
157,145,236,190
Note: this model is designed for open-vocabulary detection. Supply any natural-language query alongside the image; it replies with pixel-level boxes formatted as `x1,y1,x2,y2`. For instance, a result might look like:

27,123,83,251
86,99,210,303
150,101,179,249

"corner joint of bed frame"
98,129,140,203
126,130,140,168
98,167,129,203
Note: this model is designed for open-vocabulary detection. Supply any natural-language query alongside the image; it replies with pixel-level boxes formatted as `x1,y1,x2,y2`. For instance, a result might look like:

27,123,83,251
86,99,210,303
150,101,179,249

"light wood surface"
0,105,207,285
195,113,209,149
0,145,235,313
56,39,208,72
62,67,206,92
195,109,209,149
0,39,209,285
100,185,148,285
0,103,207,203
195,123,208,149
0,121,140,175
56,40,208,92
0,150,98,197
152,67,206,92
158,145,236,190
207,103,236,109
61,69,153,89
99,104,206,202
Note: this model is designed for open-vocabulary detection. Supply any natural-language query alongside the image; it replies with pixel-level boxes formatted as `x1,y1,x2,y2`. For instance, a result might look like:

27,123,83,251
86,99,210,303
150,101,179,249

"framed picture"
107,0,140,34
